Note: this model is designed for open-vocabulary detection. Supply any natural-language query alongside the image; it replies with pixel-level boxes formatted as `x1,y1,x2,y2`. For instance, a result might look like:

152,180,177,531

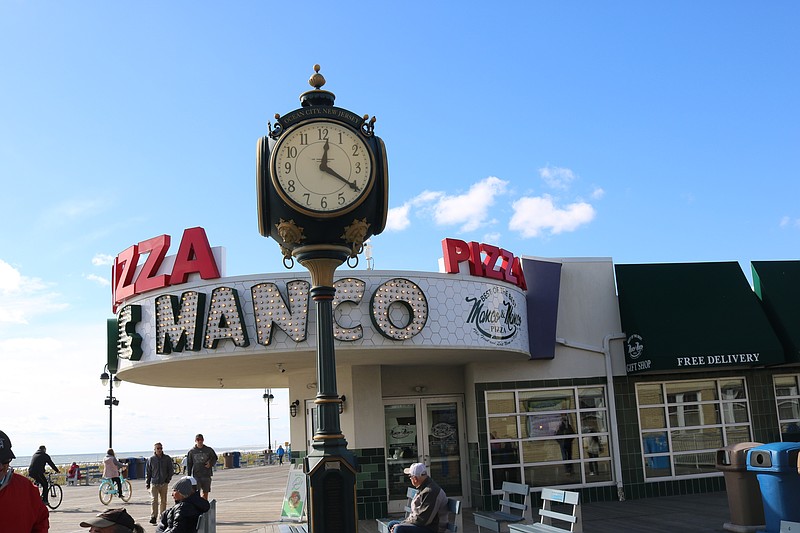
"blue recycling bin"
124,458,140,480
232,451,241,468
746,442,800,533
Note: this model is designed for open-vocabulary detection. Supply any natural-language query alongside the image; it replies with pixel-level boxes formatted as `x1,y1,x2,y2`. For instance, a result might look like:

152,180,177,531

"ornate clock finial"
309,64,326,90
300,64,335,107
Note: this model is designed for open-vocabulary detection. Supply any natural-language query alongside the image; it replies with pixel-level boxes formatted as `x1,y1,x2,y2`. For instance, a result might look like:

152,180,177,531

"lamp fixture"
100,365,121,449
339,395,346,414
290,399,300,418
414,385,427,393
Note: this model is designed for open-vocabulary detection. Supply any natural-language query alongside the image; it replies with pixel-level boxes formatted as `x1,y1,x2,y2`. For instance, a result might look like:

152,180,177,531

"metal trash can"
716,442,765,532
223,452,234,469
746,442,800,533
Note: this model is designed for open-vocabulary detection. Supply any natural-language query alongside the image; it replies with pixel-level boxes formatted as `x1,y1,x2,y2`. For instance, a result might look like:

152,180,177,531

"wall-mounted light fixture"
290,400,300,418
414,385,427,393
339,395,346,414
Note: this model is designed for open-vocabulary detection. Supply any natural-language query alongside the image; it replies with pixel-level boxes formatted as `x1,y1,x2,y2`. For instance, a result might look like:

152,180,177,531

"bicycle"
33,471,63,510
98,474,132,505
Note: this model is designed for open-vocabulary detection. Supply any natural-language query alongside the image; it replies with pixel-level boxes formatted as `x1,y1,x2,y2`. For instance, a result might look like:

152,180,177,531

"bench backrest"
197,498,216,533
498,481,533,522
446,497,462,533
538,488,582,533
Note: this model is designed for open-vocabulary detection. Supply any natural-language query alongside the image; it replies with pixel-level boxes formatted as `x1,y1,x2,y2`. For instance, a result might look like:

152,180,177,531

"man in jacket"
390,463,448,533
186,434,217,500
0,430,49,532
28,445,59,504
156,477,210,533
146,442,174,525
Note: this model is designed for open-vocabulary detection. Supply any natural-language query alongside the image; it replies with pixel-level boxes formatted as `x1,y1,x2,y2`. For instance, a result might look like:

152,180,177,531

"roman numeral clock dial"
271,120,374,217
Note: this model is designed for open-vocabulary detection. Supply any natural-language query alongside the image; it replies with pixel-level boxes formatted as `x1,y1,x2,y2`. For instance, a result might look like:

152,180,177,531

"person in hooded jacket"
103,449,126,498
156,477,210,533
28,445,59,504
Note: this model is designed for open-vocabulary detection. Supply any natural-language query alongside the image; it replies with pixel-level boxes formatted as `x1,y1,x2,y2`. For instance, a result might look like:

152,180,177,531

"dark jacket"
28,450,58,475
405,476,448,533
156,491,210,533
186,445,217,479
146,453,174,486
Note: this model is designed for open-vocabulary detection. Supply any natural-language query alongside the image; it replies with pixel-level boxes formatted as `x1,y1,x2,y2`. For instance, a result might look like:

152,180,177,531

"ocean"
12,445,268,467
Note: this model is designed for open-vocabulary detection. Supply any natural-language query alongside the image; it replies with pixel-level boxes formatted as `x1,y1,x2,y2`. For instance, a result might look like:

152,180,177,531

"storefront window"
636,378,752,480
774,375,800,442
486,386,611,492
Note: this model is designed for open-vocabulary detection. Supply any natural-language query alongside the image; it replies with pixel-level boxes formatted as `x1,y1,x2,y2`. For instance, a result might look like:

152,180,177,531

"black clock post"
257,65,388,533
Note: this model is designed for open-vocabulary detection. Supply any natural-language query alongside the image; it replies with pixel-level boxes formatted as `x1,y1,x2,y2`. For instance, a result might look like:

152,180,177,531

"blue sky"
1,1,799,455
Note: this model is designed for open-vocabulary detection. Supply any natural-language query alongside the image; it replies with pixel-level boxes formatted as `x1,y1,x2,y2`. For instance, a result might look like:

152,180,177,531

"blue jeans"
389,521,431,533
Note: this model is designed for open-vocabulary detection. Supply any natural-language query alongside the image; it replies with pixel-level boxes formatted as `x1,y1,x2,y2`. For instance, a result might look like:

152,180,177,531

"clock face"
271,120,374,216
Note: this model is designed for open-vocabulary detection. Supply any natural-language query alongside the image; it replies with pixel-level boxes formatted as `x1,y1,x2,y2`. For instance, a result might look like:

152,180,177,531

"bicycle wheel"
120,479,132,502
99,481,113,505
47,483,63,510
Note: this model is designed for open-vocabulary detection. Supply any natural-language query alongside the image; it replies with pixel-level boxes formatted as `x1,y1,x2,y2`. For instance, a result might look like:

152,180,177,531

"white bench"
508,488,582,533
474,481,532,532
376,487,463,533
196,498,216,533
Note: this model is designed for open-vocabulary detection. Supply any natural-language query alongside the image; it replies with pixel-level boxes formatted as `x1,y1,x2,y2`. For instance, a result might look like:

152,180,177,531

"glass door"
384,396,467,512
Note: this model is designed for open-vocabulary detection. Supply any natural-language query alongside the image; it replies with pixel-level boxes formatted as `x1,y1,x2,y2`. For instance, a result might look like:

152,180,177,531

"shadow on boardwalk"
45,463,733,533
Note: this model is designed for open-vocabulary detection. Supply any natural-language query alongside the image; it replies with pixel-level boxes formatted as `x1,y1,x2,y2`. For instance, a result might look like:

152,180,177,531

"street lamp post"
100,365,121,449
263,389,274,453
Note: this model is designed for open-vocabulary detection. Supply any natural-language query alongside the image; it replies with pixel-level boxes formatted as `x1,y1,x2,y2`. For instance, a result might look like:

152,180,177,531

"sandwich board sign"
280,465,306,522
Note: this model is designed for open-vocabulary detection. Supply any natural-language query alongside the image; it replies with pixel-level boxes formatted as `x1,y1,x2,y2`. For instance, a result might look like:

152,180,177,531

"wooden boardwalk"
45,464,734,532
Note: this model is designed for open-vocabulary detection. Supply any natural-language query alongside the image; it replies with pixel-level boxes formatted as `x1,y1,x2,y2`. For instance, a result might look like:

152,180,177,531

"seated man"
67,463,81,485
156,477,210,532
388,463,449,533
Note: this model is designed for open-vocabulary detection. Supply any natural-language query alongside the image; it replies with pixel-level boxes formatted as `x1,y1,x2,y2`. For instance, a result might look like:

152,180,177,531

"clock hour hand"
320,139,330,168
319,140,360,191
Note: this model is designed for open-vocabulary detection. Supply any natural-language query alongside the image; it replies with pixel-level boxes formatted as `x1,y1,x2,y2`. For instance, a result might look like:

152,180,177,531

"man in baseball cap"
0,429,49,532
389,463,449,532
79,508,144,532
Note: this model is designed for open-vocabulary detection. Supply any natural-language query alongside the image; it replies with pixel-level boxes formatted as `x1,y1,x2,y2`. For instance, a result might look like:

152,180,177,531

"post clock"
257,65,389,533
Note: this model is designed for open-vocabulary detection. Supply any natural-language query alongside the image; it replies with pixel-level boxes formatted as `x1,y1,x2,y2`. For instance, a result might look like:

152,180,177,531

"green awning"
753,261,800,363
615,262,784,374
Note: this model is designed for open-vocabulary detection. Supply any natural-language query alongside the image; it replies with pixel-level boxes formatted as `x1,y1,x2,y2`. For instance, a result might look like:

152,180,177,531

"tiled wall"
287,447,388,519
354,447,388,519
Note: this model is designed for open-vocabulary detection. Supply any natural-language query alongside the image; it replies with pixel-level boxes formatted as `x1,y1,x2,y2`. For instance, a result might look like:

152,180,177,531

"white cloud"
539,165,576,190
385,177,508,233
92,253,115,266
591,187,605,200
86,273,111,287
780,216,791,228
432,177,508,232
509,194,596,238
483,232,501,244
386,204,412,231
0,259,68,324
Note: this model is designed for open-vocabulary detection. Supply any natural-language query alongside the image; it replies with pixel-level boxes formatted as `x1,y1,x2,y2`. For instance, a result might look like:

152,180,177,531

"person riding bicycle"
28,445,59,505
103,449,125,498
0,430,50,532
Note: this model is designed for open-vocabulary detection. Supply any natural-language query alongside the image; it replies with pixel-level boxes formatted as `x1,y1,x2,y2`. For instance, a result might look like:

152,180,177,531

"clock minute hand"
323,165,360,191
